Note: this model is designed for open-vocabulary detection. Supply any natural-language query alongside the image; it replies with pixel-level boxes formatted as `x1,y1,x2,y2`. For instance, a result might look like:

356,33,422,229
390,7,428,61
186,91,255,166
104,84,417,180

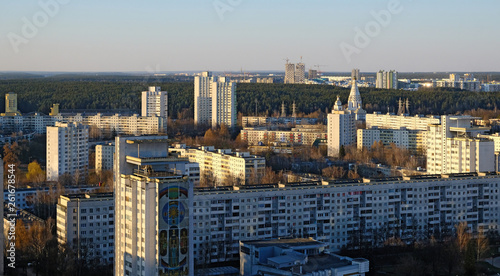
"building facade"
240,125,327,146
211,77,236,128
376,70,398,89
357,127,423,152
169,145,265,186
327,97,356,157
95,143,115,172
46,122,89,182
194,72,237,128
141,86,168,121
427,115,493,174
365,113,440,131
191,173,500,265
56,193,114,264
114,136,194,276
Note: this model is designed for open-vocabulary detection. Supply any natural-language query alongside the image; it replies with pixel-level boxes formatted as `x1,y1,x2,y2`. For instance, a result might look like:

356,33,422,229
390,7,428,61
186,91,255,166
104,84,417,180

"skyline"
1,0,499,72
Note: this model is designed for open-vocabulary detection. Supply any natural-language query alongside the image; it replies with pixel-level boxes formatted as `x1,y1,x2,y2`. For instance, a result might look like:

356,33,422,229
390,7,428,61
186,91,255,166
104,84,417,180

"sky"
1,0,499,72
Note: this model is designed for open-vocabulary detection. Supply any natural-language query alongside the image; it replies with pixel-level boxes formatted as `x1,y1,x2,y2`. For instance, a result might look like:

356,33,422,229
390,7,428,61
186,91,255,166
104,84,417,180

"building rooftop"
302,254,352,272
62,193,113,200
243,238,324,249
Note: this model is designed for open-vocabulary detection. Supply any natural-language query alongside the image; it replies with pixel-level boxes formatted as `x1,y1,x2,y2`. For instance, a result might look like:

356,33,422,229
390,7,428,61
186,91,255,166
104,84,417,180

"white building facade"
327,97,356,157
141,86,168,121
95,143,114,172
56,193,114,264
46,122,89,182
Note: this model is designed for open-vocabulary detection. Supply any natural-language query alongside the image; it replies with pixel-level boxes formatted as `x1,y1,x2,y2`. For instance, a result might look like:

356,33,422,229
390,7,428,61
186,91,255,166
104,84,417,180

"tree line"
2,79,500,120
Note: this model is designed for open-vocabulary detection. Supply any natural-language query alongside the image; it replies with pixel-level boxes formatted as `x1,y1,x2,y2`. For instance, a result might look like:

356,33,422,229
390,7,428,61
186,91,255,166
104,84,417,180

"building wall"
56,193,114,264
96,144,115,172
46,122,89,182
141,86,168,121
194,71,213,125
211,77,236,128
366,113,440,131
192,174,500,265
241,127,327,146
327,111,355,157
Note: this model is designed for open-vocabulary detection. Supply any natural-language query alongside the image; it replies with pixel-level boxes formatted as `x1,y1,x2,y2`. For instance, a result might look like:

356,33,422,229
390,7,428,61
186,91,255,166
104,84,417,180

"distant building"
376,70,398,89
365,113,440,131
327,96,356,157
194,71,214,125
211,77,236,128
141,86,168,121
241,125,327,146
95,143,114,172
308,69,318,79
240,238,369,276
1,92,21,116
482,83,500,92
357,126,423,152
56,193,114,264
46,122,89,182
295,62,305,83
427,115,493,174
351,68,360,81
194,72,237,128
241,116,320,128
285,63,296,84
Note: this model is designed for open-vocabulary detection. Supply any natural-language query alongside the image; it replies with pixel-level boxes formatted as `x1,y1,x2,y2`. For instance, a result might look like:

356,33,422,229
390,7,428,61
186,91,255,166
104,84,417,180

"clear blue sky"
1,0,499,72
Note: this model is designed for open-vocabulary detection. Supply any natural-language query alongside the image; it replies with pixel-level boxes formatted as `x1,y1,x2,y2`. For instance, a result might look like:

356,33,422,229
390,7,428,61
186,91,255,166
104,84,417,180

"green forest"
1,77,500,119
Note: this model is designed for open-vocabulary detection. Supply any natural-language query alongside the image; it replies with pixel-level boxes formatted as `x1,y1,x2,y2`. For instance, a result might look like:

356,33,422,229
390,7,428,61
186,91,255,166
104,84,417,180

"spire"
347,78,362,111
281,101,286,117
333,95,343,111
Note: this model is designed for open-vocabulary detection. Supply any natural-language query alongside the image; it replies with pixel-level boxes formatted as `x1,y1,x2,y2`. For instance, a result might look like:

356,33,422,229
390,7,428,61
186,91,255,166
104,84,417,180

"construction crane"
313,64,328,75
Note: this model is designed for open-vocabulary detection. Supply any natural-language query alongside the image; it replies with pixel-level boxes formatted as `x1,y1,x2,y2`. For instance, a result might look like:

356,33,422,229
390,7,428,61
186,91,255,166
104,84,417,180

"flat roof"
302,254,351,272
243,238,324,249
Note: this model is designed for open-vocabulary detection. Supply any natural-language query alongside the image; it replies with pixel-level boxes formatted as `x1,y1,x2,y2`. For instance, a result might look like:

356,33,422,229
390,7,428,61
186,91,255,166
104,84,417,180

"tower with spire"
347,78,366,121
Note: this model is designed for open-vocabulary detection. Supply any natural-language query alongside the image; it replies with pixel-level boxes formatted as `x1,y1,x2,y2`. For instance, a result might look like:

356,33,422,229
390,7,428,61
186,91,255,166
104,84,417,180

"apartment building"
365,113,440,131
240,125,327,146
327,96,356,157
141,86,168,121
376,70,398,89
114,136,194,276
427,115,493,174
46,122,89,182
357,127,424,152
95,143,114,172
194,72,237,128
191,173,500,265
169,144,265,186
56,193,114,264
0,112,165,135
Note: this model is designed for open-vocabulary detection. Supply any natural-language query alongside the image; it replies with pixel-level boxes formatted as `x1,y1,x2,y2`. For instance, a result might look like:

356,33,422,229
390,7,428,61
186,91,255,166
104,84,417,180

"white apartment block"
241,116,319,127
0,113,165,135
191,173,500,265
141,86,168,121
46,122,89,182
169,145,265,186
194,71,214,125
56,193,114,264
194,72,237,128
95,143,114,172
328,97,356,157
211,77,236,128
427,115,493,174
436,80,481,92
240,125,327,146
357,127,424,152
482,83,500,92
114,136,194,276
366,113,440,131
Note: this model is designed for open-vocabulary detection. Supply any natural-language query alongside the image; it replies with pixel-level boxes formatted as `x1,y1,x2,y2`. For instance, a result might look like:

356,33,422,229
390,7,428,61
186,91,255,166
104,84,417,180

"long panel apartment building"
169,144,265,186
191,173,500,265
241,125,327,146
